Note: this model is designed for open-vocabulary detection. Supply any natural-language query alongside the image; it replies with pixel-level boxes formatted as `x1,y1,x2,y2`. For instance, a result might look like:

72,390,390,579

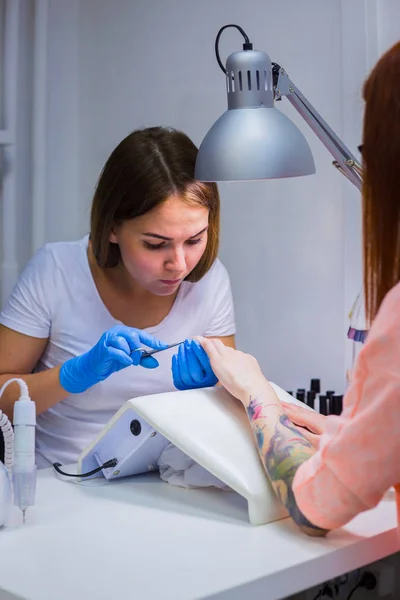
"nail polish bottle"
306,390,315,409
310,379,321,394
296,389,305,403
326,390,335,415
319,395,328,415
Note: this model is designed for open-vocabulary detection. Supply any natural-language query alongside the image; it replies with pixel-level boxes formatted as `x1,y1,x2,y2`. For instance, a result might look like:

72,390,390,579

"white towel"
157,443,229,490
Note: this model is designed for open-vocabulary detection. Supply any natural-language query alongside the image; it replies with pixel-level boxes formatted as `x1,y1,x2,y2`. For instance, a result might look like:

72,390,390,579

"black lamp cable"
215,24,252,75
53,458,118,478
214,24,283,96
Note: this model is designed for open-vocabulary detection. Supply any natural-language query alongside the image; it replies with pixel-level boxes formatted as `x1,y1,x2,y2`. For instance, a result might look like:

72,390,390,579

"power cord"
53,458,118,478
311,572,352,599
312,582,340,599
214,24,252,75
312,584,339,599
346,572,377,599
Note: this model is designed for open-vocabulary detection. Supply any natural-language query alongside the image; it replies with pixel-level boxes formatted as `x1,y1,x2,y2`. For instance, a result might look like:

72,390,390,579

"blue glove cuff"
59,355,100,394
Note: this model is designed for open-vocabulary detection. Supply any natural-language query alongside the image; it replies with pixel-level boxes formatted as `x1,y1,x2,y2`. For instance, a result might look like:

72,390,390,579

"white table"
0,468,398,600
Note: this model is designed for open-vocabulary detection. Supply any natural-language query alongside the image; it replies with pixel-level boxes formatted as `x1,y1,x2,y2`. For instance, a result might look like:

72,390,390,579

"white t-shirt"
0,236,236,468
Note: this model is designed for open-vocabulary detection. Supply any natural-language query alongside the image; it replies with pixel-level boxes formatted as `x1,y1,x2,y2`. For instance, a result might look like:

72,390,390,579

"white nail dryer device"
78,383,312,525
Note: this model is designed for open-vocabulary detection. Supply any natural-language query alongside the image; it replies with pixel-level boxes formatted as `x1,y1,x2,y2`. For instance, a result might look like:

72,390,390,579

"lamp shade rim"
195,106,316,182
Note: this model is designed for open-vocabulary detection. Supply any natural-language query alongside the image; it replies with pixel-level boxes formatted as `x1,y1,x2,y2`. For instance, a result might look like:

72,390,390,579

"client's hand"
282,402,327,449
196,336,270,405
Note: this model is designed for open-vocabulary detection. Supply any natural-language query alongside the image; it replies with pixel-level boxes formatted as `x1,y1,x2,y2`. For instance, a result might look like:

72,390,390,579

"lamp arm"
274,65,363,191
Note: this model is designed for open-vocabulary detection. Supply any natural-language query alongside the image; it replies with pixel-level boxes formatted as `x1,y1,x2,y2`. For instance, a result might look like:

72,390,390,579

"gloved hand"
60,325,168,394
172,339,218,391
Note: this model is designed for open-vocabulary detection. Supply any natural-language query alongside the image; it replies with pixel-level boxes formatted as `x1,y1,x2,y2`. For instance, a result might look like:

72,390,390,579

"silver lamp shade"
195,49,316,182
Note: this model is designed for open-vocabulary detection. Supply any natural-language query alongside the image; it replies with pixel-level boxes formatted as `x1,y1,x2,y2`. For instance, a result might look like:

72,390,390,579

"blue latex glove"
60,325,168,394
172,339,218,390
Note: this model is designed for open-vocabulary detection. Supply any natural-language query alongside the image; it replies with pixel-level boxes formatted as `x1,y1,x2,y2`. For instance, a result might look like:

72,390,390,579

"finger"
289,419,319,443
140,355,160,369
211,338,229,353
196,336,223,361
282,401,313,417
281,402,303,415
190,340,215,379
137,330,169,350
106,347,134,367
283,406,322,434
112,327,168,353
172,353,185,390
115,330,143,355
289,416,319,434
106,335,132,356
298,428,320,450
177,344,194,387
130,348,144,367
281,404,304,420
185,341,206,381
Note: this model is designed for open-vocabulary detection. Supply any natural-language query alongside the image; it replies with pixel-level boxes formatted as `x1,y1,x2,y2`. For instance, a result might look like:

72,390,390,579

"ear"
109,226,118,244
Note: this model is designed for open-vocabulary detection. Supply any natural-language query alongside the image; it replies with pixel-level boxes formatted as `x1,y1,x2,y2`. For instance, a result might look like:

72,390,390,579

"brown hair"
362,42,400,324
90,127,220,282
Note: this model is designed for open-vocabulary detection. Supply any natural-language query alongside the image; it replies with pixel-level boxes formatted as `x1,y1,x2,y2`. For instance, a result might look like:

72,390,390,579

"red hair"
362,42,400,323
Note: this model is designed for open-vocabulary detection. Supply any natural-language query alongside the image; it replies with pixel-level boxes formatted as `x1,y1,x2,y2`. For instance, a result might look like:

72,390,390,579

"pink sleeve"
293,284,400,530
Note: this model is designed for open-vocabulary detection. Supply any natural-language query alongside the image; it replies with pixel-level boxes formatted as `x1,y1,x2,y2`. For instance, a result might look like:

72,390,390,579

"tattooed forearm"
264,414,327,534
247,399,328,536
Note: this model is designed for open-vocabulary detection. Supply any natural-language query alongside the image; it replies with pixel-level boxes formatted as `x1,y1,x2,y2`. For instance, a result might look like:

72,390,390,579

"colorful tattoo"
253,424,265,448
252,410,327,534
246,396,280,422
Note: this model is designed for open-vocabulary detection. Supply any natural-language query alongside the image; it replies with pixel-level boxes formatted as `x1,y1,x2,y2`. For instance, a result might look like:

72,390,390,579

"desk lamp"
195,24,362,189
195,24,366,347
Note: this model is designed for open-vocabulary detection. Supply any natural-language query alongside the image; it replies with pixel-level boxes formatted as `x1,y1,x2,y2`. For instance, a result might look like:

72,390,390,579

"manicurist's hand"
172,339,218,390
60,325,168,393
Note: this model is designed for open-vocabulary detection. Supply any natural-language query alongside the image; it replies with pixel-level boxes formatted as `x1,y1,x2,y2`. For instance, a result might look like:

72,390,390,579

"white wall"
0,0,34,304
15,0,34,269
45,0,80,245
21,0,400,392
378,0,400,54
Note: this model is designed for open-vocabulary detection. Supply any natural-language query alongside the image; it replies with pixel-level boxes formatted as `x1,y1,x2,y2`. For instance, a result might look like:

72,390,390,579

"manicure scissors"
133,341,183,358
